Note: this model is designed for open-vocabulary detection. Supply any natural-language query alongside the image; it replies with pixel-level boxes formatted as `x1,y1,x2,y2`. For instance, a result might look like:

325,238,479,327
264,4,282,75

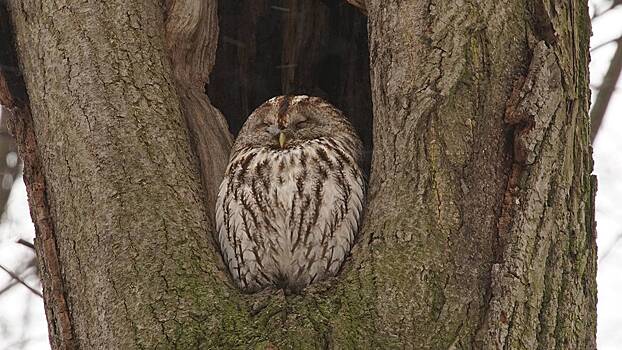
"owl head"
233,95,361,157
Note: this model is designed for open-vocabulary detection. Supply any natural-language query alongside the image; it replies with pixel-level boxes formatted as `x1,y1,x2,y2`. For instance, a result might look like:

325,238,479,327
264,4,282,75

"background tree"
590,0,622,141
0,0,596,349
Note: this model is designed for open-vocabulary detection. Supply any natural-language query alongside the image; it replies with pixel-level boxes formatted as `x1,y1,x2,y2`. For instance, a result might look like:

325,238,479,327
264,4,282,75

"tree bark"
1,4,74,348
364,0,596,347
164,0,232,221
5,1,233,349
2,0,595,349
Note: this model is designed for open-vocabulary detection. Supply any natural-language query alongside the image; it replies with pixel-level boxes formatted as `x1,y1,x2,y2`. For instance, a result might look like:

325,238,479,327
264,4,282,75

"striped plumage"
215,95,365,293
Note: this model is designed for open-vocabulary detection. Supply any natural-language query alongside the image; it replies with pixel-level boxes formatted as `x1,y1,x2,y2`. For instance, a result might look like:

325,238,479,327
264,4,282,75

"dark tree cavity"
208,0,373,170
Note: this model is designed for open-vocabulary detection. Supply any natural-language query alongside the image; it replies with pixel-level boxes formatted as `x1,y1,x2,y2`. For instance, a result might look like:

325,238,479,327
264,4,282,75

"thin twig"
270,5,290,12
590,83,621,91
591,37,622,142
591,36,621,52
346,0,367,15
599,232,622,263
0,263,42,297
591,0,622,20
17,238,35,250
0,279,19,296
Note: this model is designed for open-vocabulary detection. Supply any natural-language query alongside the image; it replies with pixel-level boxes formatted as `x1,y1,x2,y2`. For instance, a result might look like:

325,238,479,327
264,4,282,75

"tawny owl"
215,95,365,293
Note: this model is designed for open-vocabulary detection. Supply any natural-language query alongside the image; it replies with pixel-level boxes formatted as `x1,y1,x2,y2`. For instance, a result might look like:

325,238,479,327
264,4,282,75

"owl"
215,95,365,294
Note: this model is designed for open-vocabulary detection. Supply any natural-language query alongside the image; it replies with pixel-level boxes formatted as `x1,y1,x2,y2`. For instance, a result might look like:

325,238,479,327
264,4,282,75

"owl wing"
215,149,268,292
286,140,365,285
216,141,366,292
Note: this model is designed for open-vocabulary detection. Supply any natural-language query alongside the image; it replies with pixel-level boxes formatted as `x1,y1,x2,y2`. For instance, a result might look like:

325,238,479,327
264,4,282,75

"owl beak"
279,132,287,148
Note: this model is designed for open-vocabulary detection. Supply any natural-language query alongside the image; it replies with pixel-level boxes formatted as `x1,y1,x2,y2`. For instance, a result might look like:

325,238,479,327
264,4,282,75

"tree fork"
163,0,232,221
1,0,596,348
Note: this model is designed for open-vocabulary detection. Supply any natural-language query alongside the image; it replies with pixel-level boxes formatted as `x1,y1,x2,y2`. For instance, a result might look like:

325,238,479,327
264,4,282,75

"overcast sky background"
590,1,622,349
1,2,621,349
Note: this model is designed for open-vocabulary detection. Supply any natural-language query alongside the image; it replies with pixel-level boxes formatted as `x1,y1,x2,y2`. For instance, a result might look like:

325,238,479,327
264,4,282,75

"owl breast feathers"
215,95,365,293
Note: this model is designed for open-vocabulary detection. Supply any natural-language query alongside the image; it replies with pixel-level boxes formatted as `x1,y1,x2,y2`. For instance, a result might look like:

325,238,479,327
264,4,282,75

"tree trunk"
364,0,596,348
0,0,595,349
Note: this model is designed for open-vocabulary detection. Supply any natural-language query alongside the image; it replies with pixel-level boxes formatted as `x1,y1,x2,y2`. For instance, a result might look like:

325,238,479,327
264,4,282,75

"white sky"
0,178,47,350
591,2,622,349
0,3,621,349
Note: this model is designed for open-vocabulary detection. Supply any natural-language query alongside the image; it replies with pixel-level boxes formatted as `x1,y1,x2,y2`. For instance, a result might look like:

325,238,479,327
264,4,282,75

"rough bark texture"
364,0,596,348
6,1,231,349
4,0,595,349
0,5,75,349
164,0,232,221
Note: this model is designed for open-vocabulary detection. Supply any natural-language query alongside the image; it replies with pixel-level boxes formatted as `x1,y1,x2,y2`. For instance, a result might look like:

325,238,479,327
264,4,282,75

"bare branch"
0,279,19,296
17,238,35,250
346,0,367,15
591,35,622,52
0,263,42,297
591,38,622,142
591,0,622,20
599,232,622,263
